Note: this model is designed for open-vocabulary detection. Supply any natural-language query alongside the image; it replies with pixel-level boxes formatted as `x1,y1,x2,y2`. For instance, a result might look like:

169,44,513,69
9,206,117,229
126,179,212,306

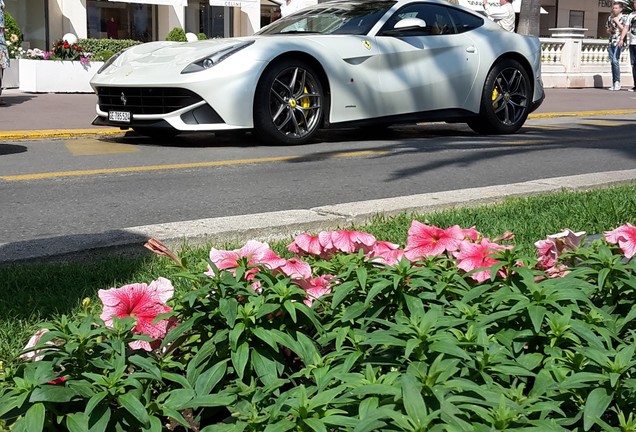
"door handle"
466,46,476,53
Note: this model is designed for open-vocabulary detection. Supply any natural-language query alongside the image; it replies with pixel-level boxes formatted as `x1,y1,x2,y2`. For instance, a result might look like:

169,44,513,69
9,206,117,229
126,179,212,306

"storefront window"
4,0,47,50
86,0,155,42
199,4,232,38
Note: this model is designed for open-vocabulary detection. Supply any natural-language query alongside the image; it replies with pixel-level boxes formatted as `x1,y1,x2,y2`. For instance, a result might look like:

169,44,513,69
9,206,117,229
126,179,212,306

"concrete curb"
2,168,635,265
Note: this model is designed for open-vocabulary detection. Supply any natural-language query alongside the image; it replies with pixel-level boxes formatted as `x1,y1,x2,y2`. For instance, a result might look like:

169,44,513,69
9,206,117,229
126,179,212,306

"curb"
1,109,635,141
2,169,635,265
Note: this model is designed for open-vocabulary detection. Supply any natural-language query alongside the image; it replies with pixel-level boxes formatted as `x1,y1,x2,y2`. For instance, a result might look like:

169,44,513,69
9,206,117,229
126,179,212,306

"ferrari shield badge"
362,40,371,50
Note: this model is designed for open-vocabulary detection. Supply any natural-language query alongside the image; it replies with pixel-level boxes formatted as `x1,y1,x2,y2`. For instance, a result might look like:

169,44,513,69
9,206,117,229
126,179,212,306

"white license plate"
108,111,131,123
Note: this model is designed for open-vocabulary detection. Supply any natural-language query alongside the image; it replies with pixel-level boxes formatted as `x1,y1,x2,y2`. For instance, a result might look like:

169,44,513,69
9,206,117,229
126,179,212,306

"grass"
1,184,635,366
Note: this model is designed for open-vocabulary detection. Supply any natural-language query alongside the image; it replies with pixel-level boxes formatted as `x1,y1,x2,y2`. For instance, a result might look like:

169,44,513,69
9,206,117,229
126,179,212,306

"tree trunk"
517,0,541,36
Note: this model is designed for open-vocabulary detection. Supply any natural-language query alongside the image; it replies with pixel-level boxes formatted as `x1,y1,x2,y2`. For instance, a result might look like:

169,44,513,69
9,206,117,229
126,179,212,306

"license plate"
108,111,131,123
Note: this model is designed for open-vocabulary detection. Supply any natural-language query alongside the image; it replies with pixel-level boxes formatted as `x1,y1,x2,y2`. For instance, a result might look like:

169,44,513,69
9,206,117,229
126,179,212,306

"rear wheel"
468,59,531,134
253,59,324,145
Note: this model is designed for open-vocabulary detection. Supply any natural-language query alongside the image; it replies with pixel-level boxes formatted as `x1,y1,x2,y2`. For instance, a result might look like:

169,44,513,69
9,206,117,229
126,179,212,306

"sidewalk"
1,87,636,138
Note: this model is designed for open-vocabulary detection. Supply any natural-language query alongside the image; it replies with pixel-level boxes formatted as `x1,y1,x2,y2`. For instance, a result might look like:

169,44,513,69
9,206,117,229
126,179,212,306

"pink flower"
297,275,333,307
20,329,51,361
367,241,404,266
277,257,312,280
404,222,465,261
535,239,558,269
534,229,586,270
98,277,174,351
287,233,322,256
604,223,636,259
455,239,507,283
206,240,286,277
329,230,377,254
144,237,182,266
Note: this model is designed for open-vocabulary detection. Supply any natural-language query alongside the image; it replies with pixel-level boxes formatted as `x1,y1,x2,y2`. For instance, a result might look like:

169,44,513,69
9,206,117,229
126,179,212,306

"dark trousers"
630,45,636,88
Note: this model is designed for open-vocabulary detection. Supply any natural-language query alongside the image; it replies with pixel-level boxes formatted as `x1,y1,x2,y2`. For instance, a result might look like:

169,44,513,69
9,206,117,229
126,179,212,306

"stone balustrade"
540,37,632,88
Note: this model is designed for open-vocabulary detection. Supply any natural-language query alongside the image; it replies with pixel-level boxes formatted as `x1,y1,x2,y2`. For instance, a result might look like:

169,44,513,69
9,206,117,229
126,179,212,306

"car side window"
379,3,458,36
447,7,484,34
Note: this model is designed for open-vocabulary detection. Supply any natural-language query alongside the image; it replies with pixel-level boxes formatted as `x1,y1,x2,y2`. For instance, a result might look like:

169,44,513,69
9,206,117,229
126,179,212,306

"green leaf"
88,404,111,432
583,387,613,431
187,394,236,409
118,392,150,427
331,281,357,309
303,417,327,432
264,420,296,432
142,416,163,432
129,355,162,381
29,385,76,403
527,305,546,333
195,361,227,397
401,373,428,429
231,342,250,379
283,300,297,323
23,402,45,432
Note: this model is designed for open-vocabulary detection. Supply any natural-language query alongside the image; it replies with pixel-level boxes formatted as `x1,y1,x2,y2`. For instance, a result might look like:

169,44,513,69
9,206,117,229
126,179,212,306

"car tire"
254,59,324,145
467,59,531,135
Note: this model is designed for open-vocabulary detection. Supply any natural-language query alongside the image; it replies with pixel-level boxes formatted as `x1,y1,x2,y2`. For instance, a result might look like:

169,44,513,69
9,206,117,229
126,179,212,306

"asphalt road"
1,113,636,247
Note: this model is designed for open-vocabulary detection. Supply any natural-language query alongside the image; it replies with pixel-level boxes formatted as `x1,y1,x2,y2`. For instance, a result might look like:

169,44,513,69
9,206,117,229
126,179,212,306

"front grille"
96,87,203,115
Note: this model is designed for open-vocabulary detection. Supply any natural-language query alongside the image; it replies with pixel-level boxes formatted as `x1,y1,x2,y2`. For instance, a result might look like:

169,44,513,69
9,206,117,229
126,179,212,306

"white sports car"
90,0,544,145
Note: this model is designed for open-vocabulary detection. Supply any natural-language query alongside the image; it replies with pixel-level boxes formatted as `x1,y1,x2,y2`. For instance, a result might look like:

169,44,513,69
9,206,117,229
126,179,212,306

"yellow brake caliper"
300,87,310,109
492,87,500,110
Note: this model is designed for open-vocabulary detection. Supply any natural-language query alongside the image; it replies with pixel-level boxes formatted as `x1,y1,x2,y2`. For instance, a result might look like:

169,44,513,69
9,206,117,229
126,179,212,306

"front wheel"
253,59,324,145
468,59,531,135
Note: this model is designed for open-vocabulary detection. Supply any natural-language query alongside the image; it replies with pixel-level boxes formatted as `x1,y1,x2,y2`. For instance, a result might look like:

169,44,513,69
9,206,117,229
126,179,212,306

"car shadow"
0,144,28,156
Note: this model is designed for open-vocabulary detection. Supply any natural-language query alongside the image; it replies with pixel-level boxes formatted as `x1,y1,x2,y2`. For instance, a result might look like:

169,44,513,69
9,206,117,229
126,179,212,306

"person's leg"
631,45,636,90
609,45,621,89
0,67,4,101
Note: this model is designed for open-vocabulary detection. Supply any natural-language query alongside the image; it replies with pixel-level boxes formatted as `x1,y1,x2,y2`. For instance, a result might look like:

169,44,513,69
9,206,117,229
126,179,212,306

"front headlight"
181,40,255,74
96,48,128,74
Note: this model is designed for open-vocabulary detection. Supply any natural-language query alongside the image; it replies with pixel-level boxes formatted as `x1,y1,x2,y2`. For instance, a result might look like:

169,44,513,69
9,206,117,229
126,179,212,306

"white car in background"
90,0,544,145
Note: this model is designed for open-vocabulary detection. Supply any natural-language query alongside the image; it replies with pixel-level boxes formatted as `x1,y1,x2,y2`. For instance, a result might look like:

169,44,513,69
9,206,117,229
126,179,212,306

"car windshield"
256,0,396,36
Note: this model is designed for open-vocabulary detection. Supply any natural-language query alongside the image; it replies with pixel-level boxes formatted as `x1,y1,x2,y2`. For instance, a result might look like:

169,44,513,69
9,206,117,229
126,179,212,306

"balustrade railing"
539,37,632,88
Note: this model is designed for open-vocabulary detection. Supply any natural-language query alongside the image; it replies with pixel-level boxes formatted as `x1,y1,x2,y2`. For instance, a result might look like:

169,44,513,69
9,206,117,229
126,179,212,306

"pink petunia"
367,241,405,266
98,277,175,351
297,275,333,307
276,257,312,280
535,229,586,270
287,233,323,256
19,328,52,361
404,222,465,261
604,223,636,259
534,239,558,270
454,239,507,283
206,240,286,277
329,230,377,254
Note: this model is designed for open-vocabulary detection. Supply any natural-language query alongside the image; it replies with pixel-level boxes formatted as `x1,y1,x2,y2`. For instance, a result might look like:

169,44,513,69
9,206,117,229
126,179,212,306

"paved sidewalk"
0,87,636,139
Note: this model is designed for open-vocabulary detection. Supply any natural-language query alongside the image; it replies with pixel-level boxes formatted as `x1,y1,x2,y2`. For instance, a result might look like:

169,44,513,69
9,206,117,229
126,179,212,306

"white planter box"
2,58,20,88
18,59,104,93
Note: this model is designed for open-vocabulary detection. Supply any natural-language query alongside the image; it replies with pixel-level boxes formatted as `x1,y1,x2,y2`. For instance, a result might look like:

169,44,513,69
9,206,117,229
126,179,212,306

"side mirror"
393,17,427,30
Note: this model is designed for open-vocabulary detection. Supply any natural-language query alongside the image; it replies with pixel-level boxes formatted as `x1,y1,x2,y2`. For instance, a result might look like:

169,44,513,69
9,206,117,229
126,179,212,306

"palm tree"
516,0,541,36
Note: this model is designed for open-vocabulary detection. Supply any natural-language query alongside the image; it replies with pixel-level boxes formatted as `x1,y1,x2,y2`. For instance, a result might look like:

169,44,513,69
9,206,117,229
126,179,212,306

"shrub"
1,223,636,430
50,39,86,61
4,11,22,44
77,38,142,56
93,49,115,62
166,27,186,42
197,32,208,40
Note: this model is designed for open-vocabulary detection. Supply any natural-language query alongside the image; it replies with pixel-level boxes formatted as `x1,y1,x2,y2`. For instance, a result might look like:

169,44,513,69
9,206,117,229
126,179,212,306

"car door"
371,2,482,117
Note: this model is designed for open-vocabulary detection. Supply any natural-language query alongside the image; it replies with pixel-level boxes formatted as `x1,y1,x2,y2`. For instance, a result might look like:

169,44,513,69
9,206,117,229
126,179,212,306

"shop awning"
108,0,188,6
458,0,548,14
209,0,257,6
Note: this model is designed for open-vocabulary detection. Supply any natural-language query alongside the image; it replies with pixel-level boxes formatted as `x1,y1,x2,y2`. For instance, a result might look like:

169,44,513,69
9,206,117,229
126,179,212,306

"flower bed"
1,222,636,430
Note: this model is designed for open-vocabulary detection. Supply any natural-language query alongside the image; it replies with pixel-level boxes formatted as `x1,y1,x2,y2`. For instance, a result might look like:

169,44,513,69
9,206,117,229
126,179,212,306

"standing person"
482,0,516,33
0,0,9,105
606,2,627,91
107,17,118,39
280,0,301,18
621,0,636,91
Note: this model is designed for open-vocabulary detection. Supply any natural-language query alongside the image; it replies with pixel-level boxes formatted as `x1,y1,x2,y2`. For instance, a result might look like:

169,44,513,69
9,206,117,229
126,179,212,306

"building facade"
2,0,625,54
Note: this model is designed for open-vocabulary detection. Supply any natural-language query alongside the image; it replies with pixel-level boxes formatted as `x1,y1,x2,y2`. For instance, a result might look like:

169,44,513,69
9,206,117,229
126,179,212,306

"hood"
120,38,256,67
